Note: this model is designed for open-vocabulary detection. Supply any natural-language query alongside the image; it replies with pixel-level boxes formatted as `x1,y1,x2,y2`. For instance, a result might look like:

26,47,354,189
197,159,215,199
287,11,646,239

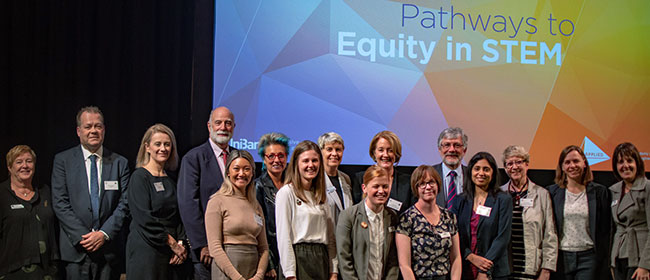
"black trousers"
614,258,636,280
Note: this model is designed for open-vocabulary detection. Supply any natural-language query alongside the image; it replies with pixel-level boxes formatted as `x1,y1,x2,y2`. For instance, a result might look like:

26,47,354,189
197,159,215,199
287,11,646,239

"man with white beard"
177,106,236,279
433,127,468,209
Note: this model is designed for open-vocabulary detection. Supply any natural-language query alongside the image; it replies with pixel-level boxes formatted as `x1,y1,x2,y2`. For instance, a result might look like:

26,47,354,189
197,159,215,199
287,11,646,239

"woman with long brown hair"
275,140,337,280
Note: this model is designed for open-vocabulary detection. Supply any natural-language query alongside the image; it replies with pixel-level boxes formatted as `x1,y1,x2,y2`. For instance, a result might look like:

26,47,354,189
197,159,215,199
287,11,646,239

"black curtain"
2,0,215,185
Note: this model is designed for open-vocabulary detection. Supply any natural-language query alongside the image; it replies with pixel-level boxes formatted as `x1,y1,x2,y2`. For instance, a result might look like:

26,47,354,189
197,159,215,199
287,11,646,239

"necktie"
447,171,457,209
221,150,229,166
220,150,229,178
89,154,100,228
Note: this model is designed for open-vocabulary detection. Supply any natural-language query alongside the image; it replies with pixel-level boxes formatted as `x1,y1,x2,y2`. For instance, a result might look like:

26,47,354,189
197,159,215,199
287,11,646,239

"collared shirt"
365,202,384,280
275,184,338,277
81,145,103,194
208,139,229,179
442,164,463,197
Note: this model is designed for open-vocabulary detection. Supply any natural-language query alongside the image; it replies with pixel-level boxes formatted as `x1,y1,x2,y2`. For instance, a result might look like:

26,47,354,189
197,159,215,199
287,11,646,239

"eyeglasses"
440,142,464,150
418,181,437,189
265,153,287,160
505,160,525,168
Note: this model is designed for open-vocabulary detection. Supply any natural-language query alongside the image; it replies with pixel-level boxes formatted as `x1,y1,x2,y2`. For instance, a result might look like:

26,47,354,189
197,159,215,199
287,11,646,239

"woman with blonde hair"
205,149,269,280
127,124,190,280
275,140,337,280
0,145,59,279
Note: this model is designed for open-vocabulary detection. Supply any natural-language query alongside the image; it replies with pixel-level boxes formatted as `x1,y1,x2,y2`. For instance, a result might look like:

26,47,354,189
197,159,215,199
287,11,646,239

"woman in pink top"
205,150,269,280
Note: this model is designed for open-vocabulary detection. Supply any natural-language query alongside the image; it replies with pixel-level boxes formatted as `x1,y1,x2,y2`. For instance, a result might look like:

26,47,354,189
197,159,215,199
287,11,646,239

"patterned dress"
397,205,458,278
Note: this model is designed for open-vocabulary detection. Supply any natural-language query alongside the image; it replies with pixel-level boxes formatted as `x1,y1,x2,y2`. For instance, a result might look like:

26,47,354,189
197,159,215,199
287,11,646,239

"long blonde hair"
216,150,257,205
284,140,327,205
136,124,179,171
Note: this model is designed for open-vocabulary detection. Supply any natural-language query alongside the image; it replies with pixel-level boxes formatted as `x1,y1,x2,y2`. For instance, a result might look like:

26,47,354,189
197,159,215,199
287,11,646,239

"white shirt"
208,139,228,179
81,145,103,194
275,184,338,278
560,189,594,251
365,202,384,280
442,164,463,197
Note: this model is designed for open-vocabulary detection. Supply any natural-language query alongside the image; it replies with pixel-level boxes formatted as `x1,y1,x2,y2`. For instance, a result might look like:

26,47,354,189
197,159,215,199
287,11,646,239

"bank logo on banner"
581,137,610,165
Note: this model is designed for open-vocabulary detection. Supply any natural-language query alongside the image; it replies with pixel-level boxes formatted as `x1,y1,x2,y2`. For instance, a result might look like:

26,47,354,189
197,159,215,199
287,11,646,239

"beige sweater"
205,193,269,280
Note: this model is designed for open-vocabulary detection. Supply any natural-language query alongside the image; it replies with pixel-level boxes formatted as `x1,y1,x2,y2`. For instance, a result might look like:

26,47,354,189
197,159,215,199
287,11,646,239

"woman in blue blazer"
451,152,512,280
547,145,611,280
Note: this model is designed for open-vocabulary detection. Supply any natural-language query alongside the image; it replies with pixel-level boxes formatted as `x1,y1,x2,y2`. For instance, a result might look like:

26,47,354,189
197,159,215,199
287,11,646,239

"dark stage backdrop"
1,0,215,185
0,0,625,187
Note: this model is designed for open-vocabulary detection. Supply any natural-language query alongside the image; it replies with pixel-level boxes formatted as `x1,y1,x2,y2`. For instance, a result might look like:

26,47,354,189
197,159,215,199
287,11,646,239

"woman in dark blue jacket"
547,145,611,280
451,152,512,280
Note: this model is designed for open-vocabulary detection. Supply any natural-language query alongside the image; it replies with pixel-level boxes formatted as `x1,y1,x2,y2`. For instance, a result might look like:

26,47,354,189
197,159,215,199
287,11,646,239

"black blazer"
352,169,414,214
547,182,612,279
255,171,281,272
451,191,512,279
433,163,467,209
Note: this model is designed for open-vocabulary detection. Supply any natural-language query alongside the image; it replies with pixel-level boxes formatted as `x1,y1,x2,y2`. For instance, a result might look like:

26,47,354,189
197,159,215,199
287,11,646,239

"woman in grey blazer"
318,132,354,226
336,166,399,280
610,143,650,280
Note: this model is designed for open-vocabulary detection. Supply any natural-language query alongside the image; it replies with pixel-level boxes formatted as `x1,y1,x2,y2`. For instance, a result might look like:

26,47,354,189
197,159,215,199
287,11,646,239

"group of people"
0,105,648,280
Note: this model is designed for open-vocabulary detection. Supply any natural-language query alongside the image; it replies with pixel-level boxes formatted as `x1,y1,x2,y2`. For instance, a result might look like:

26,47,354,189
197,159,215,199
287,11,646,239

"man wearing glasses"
433,127,469,209
178,106,236,280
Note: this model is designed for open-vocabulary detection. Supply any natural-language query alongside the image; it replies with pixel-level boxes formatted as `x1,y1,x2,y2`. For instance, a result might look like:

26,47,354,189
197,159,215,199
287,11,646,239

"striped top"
509,189,536,279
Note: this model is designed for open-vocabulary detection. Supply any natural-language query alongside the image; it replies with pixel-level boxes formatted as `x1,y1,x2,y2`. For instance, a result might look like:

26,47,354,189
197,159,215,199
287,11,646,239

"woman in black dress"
0,145,59,279
126,124,190,279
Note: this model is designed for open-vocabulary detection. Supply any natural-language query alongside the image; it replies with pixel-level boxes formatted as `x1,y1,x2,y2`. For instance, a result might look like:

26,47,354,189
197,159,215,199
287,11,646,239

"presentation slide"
213,0,650,170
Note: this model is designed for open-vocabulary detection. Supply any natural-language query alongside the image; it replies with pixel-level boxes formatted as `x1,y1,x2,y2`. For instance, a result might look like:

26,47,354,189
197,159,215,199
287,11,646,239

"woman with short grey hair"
318,132,353,226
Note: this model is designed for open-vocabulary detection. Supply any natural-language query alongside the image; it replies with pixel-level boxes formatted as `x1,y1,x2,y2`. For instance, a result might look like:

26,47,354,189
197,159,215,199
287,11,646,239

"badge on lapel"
360,222,368,228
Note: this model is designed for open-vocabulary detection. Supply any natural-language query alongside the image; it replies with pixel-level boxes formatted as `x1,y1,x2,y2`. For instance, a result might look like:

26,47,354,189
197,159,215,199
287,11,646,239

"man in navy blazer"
51,106,130,280
433,127,468,209
177,106,236,279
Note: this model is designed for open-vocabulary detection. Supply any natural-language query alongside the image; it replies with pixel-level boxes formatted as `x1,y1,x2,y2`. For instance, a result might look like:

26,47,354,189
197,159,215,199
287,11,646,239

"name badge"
104,181,119,190
439,232,451,238
154,182,165,192
254,214,264,226
10,204,25,210
476,205,492,217
386,198,402,211
611,200,618,207
520,198,534,208
388,226,395,233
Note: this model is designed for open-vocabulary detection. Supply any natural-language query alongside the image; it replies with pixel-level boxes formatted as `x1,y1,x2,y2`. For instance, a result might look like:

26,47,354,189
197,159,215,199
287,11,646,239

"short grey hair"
318,132,345,150
502,145,530,164
437,127,468,148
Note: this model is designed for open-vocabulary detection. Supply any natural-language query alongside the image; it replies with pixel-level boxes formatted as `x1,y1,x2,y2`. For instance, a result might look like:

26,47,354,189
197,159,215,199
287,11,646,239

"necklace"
13,188,32,197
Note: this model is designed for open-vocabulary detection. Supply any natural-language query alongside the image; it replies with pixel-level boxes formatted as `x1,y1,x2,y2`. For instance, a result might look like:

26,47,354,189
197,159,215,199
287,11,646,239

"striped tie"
447,171,457,209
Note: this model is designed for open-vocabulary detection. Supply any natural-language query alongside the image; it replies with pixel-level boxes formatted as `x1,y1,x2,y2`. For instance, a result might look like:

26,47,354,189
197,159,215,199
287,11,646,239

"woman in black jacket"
547,145,611,280
451,152,512,280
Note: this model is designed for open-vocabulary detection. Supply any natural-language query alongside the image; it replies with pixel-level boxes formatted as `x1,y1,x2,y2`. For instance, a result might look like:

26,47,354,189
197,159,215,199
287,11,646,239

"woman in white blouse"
275,140,337,280
547,145,611,280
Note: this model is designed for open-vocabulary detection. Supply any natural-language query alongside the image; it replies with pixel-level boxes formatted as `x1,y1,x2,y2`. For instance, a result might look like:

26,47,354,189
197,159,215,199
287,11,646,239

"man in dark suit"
51,106,130,280
433,127,468,209
177,106,236,280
